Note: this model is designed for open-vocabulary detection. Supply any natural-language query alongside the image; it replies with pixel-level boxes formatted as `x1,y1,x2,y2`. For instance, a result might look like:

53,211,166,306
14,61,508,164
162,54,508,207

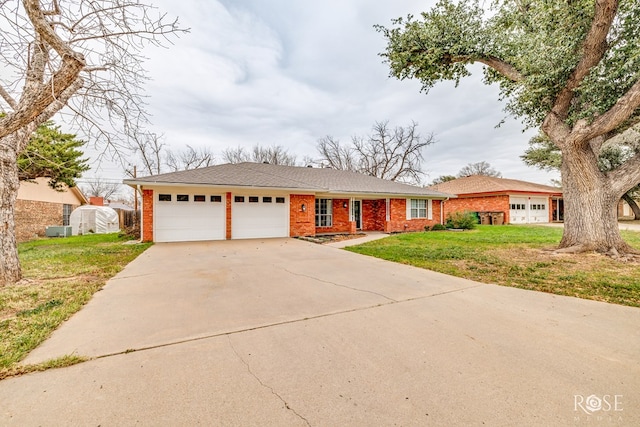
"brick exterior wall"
315,198,355,234
226,192,232,239
384,198,442,233
362,199,386,231
15,199,79,242
290,194,316,237
142,189,154,242
443,195,510,224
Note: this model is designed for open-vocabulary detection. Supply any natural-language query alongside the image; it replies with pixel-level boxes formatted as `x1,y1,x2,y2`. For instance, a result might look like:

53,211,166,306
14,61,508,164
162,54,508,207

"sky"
83,0,559,187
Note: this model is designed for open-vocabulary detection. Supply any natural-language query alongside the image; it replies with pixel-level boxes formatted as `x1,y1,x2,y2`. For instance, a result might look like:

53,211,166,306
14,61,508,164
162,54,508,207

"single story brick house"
124,162,453,243
428,175,563,224
16,177,88,242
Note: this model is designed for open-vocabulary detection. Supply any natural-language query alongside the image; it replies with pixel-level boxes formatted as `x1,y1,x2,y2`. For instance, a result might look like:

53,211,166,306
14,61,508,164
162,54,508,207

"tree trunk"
622,192,640,220
0,137,22,285
559,144,634,253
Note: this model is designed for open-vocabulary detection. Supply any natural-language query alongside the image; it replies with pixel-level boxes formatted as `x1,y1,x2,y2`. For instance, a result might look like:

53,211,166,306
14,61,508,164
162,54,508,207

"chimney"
89,196,104,206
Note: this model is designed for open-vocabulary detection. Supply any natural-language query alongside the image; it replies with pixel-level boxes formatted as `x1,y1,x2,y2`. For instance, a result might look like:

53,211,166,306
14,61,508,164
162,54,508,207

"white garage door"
528,197,549,223
232,195,289,239
155,193,225,242
509,197,527,224
509,196,549,224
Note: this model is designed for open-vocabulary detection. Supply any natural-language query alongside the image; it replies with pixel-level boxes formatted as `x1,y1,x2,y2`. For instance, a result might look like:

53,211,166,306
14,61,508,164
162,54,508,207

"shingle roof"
124,162,452,198
428,175,562,195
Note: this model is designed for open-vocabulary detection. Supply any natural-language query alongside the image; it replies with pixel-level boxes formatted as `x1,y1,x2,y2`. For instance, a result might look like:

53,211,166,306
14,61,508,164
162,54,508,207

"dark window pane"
235,196,244,203
194,195,206,202
177,194,189,202
263,197,272,203
211,195,222,202
159,194,172,201
249,196,259,203
276,197,285,204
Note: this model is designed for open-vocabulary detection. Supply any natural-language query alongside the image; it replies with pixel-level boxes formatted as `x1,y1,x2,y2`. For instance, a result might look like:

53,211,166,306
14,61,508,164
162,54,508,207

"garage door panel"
155,197,225,243
232,196,289,239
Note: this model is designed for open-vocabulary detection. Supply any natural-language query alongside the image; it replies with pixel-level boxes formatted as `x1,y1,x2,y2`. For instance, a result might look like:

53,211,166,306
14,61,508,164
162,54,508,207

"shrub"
424,225,431,231
431,223,447,231
446,211,477,230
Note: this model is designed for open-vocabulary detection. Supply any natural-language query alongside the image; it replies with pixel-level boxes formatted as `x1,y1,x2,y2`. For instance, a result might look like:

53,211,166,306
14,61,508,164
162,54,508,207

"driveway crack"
284,268,396,302
227,336,311,427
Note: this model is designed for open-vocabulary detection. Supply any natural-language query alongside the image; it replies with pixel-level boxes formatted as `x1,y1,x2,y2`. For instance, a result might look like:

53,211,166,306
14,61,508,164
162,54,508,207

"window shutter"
406,199,412,219
428,199,433,220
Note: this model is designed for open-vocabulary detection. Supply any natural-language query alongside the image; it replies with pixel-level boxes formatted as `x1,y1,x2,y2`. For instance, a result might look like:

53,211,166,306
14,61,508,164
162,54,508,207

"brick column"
142,189,154,242
226,192,232,240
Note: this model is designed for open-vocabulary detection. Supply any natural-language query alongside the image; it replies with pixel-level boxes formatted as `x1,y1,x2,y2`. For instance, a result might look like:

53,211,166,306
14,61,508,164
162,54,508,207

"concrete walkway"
1,238,638,426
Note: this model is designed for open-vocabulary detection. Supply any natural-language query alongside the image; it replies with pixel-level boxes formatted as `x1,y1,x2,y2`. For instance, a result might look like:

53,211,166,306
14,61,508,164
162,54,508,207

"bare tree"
165,145,215,172
457,161,502,178
0,1,185,285
80,178,122,200
317,121,435,184
222,144,298,166
316,136,358,171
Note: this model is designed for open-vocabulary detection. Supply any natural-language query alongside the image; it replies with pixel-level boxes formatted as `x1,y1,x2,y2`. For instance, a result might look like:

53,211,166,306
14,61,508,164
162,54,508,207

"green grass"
346,225,640,307
0,233,151,376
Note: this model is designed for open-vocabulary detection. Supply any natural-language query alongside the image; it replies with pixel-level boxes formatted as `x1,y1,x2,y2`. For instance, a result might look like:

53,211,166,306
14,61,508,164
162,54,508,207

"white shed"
69,205,120,235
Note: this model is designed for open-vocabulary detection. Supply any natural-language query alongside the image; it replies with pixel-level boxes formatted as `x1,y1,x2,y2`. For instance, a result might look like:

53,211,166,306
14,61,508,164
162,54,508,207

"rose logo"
585,395,603,413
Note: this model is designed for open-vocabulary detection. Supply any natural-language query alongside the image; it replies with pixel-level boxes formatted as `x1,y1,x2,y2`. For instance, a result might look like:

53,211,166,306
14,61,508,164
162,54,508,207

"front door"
354,200,362,230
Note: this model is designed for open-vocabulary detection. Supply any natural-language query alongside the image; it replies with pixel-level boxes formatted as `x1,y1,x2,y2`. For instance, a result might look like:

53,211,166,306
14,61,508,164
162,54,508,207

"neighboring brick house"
429,175,563,224
16,177,88,242
123,162,453,243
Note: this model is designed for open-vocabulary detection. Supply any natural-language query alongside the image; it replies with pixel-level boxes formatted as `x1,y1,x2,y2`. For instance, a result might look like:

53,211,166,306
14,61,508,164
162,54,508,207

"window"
177,194,189,202
234,196,245,203
410,199,427,219
249,196,259,203
276,197,285,204
263,196,272,203
211,195,222,203
62,204,72,226
159,194,172,202
194,195,206,202
315,199,332,227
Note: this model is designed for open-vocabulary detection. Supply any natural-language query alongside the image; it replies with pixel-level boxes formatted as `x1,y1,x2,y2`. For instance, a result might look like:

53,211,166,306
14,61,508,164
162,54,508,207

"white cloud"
82,0,559,186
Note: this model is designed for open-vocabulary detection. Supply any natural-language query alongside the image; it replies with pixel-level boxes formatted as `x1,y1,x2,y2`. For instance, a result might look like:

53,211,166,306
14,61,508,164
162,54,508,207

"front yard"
347,225,640,308
0,234,151,378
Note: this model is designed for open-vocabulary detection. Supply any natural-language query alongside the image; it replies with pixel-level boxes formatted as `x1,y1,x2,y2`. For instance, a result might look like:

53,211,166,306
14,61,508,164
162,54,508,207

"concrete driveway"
1,237,639,426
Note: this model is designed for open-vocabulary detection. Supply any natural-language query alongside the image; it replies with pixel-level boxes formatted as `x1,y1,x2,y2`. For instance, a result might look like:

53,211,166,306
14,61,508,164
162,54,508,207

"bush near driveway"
0,233,151,378
346,225,640,308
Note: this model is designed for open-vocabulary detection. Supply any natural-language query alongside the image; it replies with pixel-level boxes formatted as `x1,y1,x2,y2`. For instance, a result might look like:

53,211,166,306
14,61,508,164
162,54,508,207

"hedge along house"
428,175,564,224
124,162,453,243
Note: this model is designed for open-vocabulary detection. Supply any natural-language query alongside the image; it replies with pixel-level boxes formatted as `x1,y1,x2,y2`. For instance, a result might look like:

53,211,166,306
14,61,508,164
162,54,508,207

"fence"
113,209,140,229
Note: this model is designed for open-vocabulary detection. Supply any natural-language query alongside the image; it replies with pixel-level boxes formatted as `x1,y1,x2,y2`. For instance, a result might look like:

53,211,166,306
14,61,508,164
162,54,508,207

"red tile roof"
428,175,562,196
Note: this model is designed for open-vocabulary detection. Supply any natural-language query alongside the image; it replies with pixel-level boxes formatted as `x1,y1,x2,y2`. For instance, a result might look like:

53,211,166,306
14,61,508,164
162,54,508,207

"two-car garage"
153,188,289,243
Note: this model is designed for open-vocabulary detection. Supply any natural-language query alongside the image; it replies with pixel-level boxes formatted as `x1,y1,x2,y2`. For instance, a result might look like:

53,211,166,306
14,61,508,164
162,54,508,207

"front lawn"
346,225,640,307
0,233,151,378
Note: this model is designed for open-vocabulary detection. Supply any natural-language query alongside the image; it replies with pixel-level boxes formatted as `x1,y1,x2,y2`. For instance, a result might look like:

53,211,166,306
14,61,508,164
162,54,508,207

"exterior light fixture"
301,203,306,212
343,202,347,208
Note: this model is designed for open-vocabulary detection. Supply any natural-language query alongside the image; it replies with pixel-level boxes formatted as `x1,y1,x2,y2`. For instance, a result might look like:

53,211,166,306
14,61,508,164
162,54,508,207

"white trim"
406,198,411,220
386,198,390,222
428,199,433,220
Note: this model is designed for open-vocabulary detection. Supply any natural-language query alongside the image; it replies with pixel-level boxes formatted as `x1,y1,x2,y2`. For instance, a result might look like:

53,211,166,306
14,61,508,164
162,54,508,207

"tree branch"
551,0,618,120
474,56,523,82
577,79,640,142
609,151,640,196
0,85,17,109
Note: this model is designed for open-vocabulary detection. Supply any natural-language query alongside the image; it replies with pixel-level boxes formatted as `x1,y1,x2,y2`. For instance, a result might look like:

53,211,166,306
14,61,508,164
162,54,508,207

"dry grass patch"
0,234,151,378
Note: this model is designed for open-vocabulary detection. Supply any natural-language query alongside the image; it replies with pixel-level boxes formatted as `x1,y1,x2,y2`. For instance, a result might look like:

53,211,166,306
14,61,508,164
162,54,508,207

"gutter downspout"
137,184,143,243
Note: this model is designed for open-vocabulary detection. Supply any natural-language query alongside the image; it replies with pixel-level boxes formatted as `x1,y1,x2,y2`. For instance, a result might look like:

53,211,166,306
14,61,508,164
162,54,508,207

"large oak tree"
378,0,640,254
0,1,184,285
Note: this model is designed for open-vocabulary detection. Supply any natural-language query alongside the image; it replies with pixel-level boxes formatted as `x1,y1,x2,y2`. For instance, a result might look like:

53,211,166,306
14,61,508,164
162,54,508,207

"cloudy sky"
86,0,558,186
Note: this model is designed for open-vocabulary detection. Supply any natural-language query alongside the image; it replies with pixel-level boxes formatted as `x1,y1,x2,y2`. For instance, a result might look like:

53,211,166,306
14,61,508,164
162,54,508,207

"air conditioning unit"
45,226,72,237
